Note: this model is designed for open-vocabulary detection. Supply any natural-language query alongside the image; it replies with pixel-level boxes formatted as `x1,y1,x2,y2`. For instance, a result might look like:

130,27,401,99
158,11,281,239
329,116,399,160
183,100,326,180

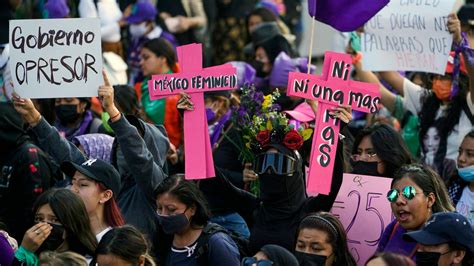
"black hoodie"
0,103,60,240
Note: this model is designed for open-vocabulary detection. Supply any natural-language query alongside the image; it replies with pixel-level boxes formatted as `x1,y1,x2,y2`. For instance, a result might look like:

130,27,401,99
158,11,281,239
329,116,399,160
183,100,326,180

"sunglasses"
241,257,273,266
254,152,297,176
387,186,420,202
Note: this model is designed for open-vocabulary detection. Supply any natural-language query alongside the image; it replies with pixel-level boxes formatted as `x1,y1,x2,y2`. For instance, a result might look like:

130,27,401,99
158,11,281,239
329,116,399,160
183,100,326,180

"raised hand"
176,92,194,111
447,13,462,45
11,92,41,127
329,105,353,124
243,163,258,183
20,222,52,253
98,71,121,122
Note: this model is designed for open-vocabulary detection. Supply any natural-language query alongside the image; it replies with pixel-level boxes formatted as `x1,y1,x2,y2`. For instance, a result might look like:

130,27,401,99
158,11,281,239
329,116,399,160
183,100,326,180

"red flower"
283,130,304,150
256,130,271,146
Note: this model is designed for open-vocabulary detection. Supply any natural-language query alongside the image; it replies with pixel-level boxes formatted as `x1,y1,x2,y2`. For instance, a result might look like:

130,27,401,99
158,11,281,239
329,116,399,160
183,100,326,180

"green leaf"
302,128,313,141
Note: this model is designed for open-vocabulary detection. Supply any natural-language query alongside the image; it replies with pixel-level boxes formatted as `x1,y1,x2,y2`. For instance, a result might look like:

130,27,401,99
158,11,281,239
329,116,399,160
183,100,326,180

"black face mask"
350,160,380,176
36,223,65,254
295,251,327,266
251,60,268,77
415,251,441,266
156,212,189,235
55,105,80,124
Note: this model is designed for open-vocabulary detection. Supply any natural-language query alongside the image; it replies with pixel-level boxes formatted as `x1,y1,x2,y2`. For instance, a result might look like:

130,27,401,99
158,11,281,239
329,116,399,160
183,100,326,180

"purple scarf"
55,110,94,141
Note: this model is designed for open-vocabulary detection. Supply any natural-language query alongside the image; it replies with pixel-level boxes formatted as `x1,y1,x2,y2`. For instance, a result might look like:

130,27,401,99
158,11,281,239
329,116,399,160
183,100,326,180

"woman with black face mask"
14,188,97,264
294,212,356,266
351,124,414,178
350,14,472,180
154,174,241,266
54,97,102,141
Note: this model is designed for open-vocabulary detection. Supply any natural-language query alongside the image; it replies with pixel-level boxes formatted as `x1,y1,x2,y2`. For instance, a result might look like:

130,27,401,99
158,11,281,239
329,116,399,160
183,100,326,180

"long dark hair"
154,174,210,227
419,73,469,174
392,164,454,213
95,225,155,266
142,38,177,72
352,124,413,177
297,212,356,266
33,188,97,256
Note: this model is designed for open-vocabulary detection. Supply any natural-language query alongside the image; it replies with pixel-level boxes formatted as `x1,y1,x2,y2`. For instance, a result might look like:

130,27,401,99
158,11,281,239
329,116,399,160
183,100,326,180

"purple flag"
308,0,389,32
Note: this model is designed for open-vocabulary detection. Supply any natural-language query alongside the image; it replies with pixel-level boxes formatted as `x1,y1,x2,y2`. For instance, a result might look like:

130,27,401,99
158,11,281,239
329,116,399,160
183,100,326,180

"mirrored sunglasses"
387,186,418,202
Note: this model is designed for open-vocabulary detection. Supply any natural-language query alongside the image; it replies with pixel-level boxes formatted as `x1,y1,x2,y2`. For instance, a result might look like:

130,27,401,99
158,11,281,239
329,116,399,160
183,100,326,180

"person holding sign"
351,124,413,178
12,71,170,256
377,164,454,260
193,99,351,253
13,95,124,243
295,212,356,266
352,14,473,180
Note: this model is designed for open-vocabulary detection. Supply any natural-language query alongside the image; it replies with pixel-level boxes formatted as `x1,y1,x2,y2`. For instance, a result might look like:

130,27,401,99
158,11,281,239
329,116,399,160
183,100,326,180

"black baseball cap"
403,212,474,252
61,159,121,198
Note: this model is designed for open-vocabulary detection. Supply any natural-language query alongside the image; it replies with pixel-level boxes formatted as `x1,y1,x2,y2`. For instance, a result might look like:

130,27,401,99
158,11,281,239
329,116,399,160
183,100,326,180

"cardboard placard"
361,0,456,75
9,18,103,98
148,43,237,179
287,52,381,195
331,174,393,265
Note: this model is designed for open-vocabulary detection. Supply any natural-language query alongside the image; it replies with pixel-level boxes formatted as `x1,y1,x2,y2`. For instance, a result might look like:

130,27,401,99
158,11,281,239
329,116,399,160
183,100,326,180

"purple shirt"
377,220,418,259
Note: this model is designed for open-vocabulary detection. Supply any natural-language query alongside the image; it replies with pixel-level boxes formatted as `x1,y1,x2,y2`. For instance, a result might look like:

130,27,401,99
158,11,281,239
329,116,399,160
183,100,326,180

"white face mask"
129,22,149,38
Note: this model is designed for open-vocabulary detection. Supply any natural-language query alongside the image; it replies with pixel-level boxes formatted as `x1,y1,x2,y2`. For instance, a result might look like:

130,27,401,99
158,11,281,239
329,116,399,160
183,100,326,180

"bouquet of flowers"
227,85,313,195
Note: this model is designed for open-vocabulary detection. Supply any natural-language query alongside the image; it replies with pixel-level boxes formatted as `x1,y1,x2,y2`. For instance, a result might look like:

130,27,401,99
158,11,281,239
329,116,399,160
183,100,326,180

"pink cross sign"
148,43,237,179
287,52,381,195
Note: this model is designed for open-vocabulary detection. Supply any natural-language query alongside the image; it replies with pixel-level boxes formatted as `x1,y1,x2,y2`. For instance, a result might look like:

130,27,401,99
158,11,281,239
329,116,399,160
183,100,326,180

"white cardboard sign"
9,18,103,98
361,0,455,75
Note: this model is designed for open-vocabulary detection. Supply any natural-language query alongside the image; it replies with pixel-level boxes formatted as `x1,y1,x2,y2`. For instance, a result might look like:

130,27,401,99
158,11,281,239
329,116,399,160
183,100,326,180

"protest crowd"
1,0,474,265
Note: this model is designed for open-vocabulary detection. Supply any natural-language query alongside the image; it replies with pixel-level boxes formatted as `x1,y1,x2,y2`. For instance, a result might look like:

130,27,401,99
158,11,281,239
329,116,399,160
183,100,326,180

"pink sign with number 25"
330,174,393,265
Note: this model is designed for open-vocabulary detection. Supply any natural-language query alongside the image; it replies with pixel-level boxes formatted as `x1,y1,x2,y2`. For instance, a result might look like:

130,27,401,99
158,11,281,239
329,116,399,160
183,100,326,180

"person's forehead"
393,177,420,190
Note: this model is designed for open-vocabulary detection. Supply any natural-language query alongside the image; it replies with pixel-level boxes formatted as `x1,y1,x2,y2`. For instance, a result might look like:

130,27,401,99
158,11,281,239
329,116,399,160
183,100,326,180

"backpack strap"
388,222,399,242
388,222,418,259
195,223,227,266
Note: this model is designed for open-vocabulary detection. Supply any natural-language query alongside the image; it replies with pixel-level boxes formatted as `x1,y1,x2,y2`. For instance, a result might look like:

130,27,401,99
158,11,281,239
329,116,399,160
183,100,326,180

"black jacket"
0,103,61,240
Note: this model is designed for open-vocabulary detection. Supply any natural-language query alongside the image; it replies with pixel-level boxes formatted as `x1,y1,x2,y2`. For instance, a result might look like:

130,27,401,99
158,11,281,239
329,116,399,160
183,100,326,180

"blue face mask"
458,165,474,182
